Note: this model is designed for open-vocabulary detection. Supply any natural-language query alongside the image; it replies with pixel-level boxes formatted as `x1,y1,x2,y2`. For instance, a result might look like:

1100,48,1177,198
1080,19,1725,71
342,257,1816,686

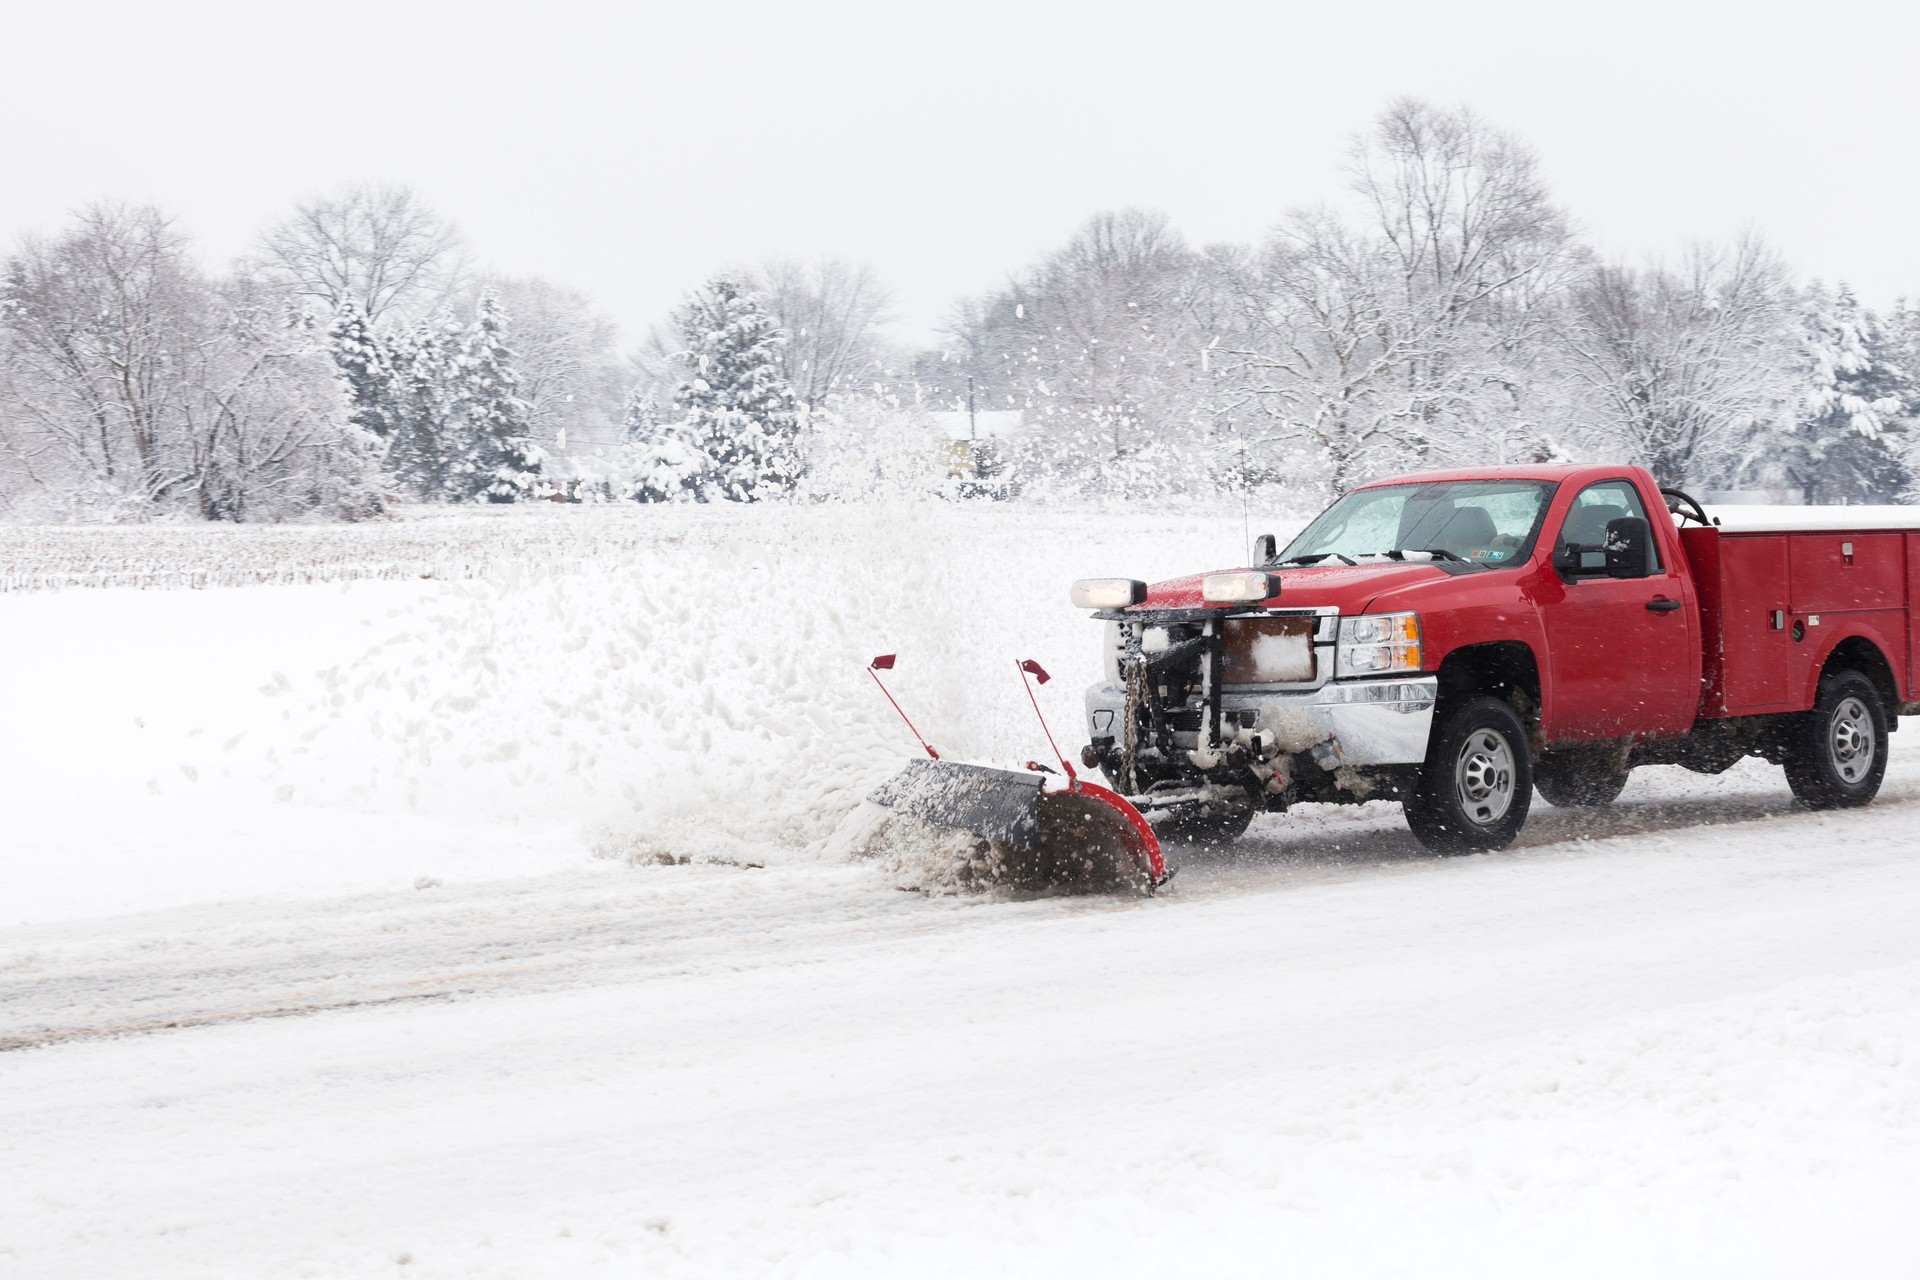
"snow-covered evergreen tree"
626,430,701,502
386,315,455,498
617,385,694,501
446,292,544,502
1774,284,1913,503
1887,300,1920,500
666,276,803,501
621,386,659,443
325,298,398,443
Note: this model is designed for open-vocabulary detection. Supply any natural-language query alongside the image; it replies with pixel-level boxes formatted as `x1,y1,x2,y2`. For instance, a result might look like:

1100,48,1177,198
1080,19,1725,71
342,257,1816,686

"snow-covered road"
7,754,1920,1278
6,509,1920,1277
9,750,1903,1049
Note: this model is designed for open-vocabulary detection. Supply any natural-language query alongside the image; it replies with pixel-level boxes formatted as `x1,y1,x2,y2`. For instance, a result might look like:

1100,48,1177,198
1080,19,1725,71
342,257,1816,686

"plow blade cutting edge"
866,758,1168,893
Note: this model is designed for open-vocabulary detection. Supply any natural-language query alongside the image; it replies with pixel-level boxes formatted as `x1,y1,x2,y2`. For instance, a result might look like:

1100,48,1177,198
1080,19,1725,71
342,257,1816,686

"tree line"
0,193,561,521
4,98,1917,522
907,101,1919,505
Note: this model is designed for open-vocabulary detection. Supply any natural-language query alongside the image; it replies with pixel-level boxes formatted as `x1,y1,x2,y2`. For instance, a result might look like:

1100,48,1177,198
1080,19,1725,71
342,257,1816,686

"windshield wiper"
1405,547,1468,563
1277,552,1357,566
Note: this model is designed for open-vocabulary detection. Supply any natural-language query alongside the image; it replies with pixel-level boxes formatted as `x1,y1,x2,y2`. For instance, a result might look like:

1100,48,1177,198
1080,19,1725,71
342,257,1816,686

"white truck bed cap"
1699,505,1920,533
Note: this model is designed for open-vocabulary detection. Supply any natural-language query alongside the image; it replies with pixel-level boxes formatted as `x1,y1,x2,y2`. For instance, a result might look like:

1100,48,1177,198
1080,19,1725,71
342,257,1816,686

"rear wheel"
1405,696,1532,854
1783,669,1888,809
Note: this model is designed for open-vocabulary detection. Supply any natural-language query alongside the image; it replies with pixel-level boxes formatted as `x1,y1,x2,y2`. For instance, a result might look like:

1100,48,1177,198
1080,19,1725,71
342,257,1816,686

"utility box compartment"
1788,534,1904,613
1712,532,1796,712
1683,520,1917,718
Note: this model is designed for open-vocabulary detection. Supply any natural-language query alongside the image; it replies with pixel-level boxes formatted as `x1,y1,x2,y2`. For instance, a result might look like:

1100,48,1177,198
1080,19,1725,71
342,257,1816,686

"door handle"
1646,598,1682,612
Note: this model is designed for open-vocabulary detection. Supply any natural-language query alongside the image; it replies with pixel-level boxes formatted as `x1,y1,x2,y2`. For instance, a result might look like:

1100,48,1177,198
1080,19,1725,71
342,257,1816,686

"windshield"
1277,480,1556,569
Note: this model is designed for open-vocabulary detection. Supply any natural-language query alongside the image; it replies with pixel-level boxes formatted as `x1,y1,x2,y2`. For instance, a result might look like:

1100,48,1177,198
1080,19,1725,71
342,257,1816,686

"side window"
1555,481,1661,577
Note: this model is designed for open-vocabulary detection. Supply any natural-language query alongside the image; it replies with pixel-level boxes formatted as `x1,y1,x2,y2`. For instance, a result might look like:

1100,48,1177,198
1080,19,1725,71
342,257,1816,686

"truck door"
1540,479,1698,741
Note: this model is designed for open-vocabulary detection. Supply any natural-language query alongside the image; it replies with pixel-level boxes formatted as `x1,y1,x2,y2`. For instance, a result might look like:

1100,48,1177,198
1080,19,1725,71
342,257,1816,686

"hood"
1132,562,1449,616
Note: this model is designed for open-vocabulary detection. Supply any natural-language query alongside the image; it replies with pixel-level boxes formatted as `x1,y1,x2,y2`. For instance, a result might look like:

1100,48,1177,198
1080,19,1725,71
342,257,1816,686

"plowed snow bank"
234,505,1258,862
2,503,1283,921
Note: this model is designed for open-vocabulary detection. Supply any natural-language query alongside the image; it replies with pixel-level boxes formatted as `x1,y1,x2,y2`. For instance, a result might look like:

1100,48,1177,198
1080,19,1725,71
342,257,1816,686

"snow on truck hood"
1131,561,1448,615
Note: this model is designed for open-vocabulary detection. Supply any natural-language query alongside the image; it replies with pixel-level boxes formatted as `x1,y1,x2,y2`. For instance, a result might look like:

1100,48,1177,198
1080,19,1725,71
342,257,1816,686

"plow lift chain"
1120,622,1147,795
1206,616,1225,761
1124,615,1231,790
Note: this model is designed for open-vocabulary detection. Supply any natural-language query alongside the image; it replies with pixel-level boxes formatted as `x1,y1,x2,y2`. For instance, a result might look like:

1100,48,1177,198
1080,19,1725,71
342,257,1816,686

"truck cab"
1075,464,1915,853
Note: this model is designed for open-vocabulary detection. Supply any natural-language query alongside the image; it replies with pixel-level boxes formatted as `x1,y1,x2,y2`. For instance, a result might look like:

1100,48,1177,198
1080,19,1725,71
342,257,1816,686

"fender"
1797,624,1907,709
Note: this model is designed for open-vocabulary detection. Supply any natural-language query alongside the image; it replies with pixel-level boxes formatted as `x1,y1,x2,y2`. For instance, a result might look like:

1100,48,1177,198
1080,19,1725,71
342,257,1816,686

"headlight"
1071,578,1147,609
1337,612,1421,676
1200,571,1278,604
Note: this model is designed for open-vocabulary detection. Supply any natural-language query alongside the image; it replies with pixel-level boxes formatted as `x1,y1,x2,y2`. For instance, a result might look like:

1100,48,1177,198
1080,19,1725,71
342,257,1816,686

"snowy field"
5,504,1920,1278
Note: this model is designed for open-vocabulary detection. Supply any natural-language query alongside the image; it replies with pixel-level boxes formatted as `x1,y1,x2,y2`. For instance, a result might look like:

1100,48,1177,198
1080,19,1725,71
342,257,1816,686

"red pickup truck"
1072,463,1920,853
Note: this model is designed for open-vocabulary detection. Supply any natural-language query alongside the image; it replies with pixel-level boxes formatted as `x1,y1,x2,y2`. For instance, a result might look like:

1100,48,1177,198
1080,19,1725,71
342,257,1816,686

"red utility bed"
1684,510,1920,719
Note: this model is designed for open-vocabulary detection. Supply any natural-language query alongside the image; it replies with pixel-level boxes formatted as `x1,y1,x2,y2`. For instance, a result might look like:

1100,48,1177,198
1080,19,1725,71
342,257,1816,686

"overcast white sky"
6,0,1918,345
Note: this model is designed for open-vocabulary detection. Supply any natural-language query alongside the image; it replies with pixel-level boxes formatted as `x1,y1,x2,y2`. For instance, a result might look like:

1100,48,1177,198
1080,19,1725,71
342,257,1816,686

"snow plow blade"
868,759,1168,893
870,759,1047,846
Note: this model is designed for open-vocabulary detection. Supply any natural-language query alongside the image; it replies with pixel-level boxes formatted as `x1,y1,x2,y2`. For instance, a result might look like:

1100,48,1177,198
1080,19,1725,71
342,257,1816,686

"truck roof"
1358,463,1631,488
1355,465,1920,532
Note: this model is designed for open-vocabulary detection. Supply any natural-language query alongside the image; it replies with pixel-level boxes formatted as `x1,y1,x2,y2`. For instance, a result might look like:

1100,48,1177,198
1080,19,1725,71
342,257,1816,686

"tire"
1405,696,1533,854
1783,669,1888,809
1149,796,1256,847
1534,749,1631,808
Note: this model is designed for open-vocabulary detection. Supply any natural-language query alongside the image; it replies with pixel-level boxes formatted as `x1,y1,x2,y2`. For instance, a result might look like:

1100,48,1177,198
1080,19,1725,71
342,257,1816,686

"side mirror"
1553,542,1604,575
1253,533,1276,564
1603,516,1651,579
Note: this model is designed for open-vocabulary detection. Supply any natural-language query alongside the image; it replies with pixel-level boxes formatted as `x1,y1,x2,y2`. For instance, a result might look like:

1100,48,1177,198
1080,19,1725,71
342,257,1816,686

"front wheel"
1783,669,1888,809
1405,696,1533,854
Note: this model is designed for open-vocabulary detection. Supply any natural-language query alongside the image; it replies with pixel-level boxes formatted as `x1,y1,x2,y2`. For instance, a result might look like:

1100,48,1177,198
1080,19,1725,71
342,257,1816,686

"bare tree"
1222,209,1430,495
1019,208,1198,451
1345,98,1584,462
1,203,202,504
749,258,893,410
0,203,377,521
1206,101,1588,495
1556,236,1794,485
174,283,381,521
477,276,626,454
929,209,1221,496
1350,99,1578,326
254,184,467,325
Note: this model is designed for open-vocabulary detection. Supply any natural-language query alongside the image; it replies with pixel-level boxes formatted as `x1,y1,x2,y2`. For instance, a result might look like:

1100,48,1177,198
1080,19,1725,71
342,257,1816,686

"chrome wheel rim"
1455,728,1516,825
1829,695,1875,785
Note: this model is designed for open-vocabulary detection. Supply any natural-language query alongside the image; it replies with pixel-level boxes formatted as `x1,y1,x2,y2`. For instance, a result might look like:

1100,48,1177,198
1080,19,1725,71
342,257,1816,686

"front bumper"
1084,675,1439,768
